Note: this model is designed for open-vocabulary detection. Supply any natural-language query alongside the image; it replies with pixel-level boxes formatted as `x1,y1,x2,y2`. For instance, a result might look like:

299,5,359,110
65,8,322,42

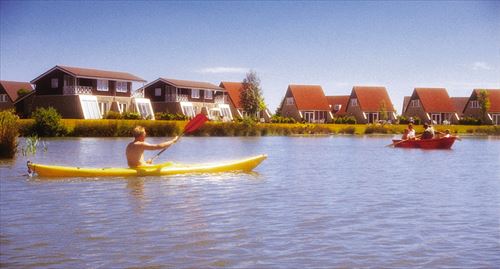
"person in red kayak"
126,126,179,167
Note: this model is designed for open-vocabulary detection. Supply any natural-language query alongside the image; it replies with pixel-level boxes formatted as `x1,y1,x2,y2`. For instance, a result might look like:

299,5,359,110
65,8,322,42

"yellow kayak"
28,155,267,177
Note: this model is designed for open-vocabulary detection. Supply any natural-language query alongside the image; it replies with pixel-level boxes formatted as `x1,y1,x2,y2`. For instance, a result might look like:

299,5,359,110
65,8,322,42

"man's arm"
141,136,179,150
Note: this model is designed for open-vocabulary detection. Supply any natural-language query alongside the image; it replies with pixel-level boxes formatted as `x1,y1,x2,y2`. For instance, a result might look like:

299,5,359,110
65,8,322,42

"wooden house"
326,95,349,117
462,89,500,125
0,80,34,116
219,81,271,122
29,65,151,119
345,86,396,124
279,84,332,123
402,88,458,124
142,78,231,120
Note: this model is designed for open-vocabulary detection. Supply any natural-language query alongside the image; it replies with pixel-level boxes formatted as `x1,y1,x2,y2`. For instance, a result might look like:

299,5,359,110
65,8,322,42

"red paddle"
150,113,208,161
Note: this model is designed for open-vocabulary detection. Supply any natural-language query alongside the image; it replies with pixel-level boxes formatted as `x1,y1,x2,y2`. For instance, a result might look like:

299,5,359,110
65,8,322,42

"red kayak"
391,136,457,149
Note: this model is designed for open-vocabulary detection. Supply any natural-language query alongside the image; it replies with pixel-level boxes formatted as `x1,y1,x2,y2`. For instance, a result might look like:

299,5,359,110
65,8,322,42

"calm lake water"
1,136,499,268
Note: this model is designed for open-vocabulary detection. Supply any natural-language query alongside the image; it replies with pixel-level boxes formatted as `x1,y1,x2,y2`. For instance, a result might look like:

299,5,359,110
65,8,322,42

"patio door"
431,113,441,124
304,112,314,123
368,112,379,123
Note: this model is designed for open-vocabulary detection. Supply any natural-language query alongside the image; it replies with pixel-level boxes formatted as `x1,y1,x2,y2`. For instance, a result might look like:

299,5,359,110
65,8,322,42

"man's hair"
132,126,146,138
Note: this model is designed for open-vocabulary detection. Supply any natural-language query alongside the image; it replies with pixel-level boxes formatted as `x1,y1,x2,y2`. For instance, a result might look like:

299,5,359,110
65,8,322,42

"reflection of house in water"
29,65,153,119
142,78,232,120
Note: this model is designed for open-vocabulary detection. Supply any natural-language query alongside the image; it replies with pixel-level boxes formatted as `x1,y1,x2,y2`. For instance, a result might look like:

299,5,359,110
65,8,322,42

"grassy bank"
17,119,500,137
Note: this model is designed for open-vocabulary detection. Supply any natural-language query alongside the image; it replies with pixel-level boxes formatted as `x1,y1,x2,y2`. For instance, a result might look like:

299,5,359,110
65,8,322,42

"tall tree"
240,71,266,118
477,89,491,123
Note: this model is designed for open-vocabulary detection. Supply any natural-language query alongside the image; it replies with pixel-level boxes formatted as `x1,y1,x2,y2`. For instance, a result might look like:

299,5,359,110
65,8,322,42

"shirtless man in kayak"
126,126,179,167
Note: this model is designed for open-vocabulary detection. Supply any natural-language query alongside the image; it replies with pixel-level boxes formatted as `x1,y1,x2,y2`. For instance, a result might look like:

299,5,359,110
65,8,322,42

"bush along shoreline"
16,118,500,137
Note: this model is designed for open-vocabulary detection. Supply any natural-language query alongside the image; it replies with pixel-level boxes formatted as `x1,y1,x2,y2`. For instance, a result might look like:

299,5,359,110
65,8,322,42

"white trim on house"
180,101,196,118
79,95,101,119
133,98,155,120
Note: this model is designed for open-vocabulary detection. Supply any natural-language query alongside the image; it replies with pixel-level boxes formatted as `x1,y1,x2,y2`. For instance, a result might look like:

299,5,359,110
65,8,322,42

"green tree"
477,90,491,124
32,107,67,137
379,100,388,121
240,71,266,118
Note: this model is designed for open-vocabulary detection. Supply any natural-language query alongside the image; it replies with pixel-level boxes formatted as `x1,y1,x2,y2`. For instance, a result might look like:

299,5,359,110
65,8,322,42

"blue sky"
1,1,499,112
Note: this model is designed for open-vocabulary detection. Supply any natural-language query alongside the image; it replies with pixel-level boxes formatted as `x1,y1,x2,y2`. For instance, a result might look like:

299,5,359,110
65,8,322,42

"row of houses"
1,65,499,125
279,85,500,125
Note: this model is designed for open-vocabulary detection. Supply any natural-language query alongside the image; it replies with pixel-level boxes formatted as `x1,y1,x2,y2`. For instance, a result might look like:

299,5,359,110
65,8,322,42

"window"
51,78,59,88
218,104,233,120
134,98,154,119
410,99,420,107
0,94,8,102
98,102,108,116
286,97,294,105
97,80,108,91
304,111,314,123
118,103,127,113
79,95,101,119
471,100,480,108
116,81,127,93
191,89,200,99
155,88,162,97
180,102,196,118
351,98,358,106
205,90,213,100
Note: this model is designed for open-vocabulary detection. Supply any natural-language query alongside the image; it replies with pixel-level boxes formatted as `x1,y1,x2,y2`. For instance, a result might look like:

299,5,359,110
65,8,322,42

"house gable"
220,81,245,109
0,80,34,103
412,88,455,113
288,84,330,111
326,95,349,116
350,86,395,112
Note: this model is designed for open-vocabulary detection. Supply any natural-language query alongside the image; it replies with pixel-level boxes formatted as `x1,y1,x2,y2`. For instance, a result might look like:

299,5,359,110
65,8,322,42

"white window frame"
205,90,213,100
492,114,500,125
117,103,127,113
0,94,8,102
368,112,379,123
471,100,480,109
218,104,233,120
116,81,128,93
98,102,109,116
286,97,294,105
180,102,196,118
51,78,59,89
155,88,162,97
351,98,358,107
191,89,200,99
97,80,109,92
79,95,101,119
304,111,314,123
431,113,441,124
134,98,155,120
411,99,420,107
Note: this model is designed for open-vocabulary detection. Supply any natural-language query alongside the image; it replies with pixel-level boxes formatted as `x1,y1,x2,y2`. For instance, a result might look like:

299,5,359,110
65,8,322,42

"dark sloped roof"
31,65,146,83
0,80,34,102
160,78,222,90
326,95,349,115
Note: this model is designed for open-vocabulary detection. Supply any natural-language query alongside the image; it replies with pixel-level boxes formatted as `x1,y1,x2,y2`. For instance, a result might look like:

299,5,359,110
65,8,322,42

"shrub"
365,124,389,134
338,126,356,134
270,115,296,123
459,117,481,125
122,112,142,120
334,116,356,124
0,110,20,158
155,112,188,121
31,107,67,137
17,88,32,98
104,111,122,119
398,115,409,124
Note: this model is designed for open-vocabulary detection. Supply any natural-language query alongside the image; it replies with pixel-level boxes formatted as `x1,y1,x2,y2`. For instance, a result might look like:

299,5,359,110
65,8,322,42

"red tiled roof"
31,65,146,83
473,89,500,112
288,85,330,111
450,97,469,114
352,86,395,112
414,88,455,113
0,80,34,102
220,81,246,108
326,95,349,115
160,78,221,90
